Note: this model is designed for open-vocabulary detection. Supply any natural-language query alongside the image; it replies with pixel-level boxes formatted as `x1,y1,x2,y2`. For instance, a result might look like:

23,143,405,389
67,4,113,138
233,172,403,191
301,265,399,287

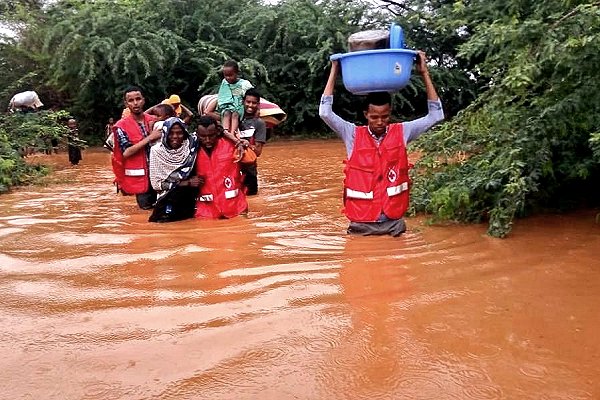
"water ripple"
540,390,594,400
462,384,503,400
518,362,548,379
0,244,210,275
220,261,342,278
215,272,339,296
304,335,342,353
45,232,136,245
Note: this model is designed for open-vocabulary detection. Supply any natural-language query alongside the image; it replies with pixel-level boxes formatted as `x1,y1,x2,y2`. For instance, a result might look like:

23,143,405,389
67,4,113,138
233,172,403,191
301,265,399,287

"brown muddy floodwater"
0,140,599,400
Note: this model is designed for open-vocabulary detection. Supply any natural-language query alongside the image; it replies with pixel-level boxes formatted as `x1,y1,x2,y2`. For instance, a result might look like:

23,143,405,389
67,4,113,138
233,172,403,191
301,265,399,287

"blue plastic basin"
330,49,417,95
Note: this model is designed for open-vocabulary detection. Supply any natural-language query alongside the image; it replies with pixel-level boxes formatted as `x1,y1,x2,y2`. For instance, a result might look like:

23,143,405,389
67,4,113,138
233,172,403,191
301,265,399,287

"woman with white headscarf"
148,117,202,222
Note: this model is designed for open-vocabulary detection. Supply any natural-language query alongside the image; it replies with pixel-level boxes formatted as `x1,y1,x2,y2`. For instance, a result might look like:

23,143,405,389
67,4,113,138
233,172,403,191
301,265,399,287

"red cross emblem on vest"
224,176,233,189
387,168,397,183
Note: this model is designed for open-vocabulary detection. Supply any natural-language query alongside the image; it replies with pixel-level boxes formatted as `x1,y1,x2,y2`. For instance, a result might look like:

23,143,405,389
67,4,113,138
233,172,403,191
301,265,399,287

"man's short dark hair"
123,85,144,100
197,115,219,129
363,92,392,111
196,115,223,137
244,88,261,100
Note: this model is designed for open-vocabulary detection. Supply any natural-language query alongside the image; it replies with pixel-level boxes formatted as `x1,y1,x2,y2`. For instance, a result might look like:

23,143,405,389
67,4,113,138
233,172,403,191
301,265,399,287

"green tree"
409,0,600,236
0,110,72,192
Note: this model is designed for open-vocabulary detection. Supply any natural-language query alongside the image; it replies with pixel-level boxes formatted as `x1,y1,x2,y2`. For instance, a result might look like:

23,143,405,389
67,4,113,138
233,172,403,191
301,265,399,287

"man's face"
243,95,260,117
67,120,77,130
168,124,185,149
124,91,145,115
197,125,219,149
364,103,391,137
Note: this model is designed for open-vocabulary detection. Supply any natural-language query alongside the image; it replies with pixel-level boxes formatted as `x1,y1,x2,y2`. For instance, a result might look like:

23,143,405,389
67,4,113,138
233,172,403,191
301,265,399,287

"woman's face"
197,125,219,149
168,124,185,149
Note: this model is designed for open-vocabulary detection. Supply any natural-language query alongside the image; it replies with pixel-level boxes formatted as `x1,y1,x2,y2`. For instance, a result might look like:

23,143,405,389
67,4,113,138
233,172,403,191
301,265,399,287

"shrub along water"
0,110,73,193
407,0,600,237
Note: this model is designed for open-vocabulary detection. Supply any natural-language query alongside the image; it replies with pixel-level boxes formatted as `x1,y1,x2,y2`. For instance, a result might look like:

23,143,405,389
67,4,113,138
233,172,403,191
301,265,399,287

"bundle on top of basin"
331,23,417,95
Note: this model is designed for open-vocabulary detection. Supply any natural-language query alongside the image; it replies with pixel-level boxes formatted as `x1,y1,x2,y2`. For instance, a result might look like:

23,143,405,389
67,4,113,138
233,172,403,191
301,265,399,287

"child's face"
156,110,168,121
223,66,238,84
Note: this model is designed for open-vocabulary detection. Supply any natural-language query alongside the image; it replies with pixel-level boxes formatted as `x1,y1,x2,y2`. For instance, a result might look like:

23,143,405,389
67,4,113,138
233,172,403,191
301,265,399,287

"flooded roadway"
0,140,599,400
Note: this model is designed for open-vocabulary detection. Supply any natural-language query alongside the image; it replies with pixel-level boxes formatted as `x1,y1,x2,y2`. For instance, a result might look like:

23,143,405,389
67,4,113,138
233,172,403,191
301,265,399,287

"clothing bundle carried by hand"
233,146,257,165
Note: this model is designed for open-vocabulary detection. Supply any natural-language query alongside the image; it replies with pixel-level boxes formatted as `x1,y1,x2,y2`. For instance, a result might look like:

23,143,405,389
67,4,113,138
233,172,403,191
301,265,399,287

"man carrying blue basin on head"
319,51,444,237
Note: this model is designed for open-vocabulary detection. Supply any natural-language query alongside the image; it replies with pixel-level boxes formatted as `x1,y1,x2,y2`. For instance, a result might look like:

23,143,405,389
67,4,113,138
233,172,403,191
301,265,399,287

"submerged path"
1,142,599,399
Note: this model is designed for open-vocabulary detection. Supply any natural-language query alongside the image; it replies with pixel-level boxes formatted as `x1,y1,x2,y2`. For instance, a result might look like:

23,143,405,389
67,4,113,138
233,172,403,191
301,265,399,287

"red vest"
111,114,156,194
195,138,248,219
343,123,410,222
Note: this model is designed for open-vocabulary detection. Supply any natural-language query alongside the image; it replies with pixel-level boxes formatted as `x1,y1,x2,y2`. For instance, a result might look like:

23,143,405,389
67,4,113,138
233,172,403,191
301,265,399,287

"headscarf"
149,117,198,197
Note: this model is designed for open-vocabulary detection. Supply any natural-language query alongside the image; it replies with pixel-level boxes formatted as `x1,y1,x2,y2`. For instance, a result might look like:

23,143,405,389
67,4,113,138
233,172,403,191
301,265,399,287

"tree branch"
551,1,600,28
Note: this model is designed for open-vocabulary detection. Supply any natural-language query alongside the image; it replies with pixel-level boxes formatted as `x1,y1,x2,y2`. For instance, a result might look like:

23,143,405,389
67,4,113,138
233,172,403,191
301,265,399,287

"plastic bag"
9,91,43,110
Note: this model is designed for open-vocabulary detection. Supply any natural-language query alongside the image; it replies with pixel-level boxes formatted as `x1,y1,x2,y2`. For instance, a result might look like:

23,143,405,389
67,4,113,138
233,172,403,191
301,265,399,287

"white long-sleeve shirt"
318,95,445,157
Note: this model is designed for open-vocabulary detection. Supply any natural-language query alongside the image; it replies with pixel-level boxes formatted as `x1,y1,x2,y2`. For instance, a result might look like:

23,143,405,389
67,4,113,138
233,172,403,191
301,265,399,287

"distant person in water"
149,117,200,223
105,117,114,141
194,116,248,219
67,118,82,166
112,86,160,209
319,51,444,237
104,117,115,152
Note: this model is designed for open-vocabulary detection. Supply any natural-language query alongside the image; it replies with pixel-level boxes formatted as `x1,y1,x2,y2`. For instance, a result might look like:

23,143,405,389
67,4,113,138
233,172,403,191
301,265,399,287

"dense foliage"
1,0,473,133
1,0,598,235
404,0,600,236
0,110,72,192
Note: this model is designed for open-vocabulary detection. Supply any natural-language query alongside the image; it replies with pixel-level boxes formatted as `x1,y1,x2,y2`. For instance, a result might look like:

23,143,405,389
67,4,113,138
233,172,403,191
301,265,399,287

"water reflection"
0,144,598,399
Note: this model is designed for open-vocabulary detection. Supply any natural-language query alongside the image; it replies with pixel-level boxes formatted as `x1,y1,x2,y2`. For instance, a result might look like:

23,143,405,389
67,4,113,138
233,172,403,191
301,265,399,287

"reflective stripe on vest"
124,168,146,177
386,182,408,197
225,189,239,199
198,194,214,202
346,188,374,199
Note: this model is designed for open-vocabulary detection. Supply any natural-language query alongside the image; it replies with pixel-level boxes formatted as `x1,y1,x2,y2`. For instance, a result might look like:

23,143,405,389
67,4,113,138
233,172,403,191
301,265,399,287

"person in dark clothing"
148,117,200,223
238,88,267,195
67,118,82,165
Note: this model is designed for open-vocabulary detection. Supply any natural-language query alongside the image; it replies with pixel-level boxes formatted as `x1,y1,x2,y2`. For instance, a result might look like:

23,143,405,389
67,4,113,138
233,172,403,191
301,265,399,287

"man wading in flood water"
112,86,160,209
319,51,444,237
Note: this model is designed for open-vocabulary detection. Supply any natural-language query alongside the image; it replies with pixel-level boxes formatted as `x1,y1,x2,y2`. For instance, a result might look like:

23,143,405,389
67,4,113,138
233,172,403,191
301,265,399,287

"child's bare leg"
222,111,232,132
231,111,240,137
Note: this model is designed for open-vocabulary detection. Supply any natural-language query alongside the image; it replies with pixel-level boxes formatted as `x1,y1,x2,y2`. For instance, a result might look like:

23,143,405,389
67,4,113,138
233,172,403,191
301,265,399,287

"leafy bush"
0,110,72,193
409,0,600,237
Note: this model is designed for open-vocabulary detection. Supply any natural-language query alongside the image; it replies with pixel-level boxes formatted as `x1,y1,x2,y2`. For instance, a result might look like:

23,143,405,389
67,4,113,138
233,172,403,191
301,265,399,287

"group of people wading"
112,60,265,223
111,53,444,236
